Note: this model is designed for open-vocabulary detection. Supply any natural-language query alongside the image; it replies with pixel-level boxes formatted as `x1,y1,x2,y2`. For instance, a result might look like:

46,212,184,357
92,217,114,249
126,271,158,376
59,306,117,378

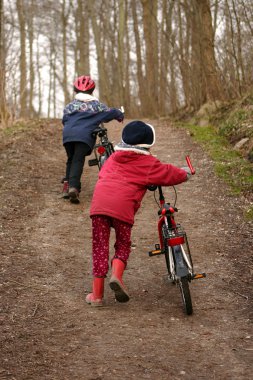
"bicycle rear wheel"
99,150,111,168
99,154,107,169
99,144,114,169
179,276,193,315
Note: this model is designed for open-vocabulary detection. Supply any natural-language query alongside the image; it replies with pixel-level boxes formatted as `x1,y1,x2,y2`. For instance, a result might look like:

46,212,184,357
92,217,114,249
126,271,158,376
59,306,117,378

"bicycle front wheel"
179,276,193,315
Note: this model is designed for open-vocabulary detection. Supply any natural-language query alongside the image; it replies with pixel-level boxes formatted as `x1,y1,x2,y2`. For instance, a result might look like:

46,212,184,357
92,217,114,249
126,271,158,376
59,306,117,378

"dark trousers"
64,142,91,192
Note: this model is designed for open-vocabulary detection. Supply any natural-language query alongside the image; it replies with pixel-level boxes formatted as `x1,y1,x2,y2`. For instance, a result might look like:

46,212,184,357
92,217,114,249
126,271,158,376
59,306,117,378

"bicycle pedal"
88,159,98,166
192,273,206,280
148,249,163,256
148,244,163,256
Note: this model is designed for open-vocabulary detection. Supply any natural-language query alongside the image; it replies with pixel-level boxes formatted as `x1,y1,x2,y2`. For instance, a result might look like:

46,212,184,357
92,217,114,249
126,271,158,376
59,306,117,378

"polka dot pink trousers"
91,215,132,277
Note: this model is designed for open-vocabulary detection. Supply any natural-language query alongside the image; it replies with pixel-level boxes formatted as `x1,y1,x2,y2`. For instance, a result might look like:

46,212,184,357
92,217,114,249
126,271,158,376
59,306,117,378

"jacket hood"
112,150,151,164
74,93,98,102
114,142,151,155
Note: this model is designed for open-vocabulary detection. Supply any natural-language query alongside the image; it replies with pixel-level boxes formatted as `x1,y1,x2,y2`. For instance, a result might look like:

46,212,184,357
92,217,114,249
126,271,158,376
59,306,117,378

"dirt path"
0,119,252,380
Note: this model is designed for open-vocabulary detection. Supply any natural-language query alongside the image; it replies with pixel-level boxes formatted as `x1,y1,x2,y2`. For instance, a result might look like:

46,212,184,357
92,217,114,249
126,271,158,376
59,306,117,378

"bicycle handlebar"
186,155,195,175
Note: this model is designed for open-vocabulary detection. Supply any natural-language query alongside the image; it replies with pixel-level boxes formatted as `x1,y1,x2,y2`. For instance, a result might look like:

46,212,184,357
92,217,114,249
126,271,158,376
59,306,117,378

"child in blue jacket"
62,75,124,203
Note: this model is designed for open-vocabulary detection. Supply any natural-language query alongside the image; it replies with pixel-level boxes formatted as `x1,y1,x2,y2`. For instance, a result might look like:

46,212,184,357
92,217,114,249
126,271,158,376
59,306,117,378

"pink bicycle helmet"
73,75,95,92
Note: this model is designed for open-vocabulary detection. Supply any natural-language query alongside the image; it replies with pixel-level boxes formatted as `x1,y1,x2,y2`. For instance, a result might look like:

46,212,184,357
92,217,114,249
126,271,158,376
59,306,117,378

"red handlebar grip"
186,155,196,175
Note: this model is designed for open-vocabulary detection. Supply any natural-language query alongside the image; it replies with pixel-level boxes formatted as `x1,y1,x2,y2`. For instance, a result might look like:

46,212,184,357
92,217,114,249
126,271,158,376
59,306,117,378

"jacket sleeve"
98,101,124,123
147,157,188,186
62,113,68,124
102,108,124,123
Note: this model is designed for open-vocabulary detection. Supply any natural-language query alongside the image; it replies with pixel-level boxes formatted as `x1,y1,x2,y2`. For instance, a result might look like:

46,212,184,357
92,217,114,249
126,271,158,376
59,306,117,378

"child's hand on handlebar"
117,106,124,122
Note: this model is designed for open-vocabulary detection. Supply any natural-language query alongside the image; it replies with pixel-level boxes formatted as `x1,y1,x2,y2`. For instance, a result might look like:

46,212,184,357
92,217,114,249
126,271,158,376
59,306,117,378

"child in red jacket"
86,120,191,306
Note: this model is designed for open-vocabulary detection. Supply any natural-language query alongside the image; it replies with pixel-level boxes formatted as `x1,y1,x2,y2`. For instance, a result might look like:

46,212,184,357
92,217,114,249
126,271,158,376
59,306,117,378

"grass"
178,122,253,220
2,119,45,137
0,119,53,137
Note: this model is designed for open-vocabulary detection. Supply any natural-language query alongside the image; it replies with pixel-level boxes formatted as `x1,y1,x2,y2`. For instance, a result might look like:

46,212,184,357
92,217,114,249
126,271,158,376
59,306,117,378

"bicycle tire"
108,143,114,154
179,276,193,315
164,245,170,275
99,143,114,169
162,226,171,276
99,152,110,169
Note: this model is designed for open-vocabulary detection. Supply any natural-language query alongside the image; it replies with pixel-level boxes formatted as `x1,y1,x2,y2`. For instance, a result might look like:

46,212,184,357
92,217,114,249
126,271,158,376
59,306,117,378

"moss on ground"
178,122,253,220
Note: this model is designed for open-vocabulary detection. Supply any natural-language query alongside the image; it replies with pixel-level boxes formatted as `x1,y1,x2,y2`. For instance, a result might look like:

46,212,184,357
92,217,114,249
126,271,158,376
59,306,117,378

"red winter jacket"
90,150,188,225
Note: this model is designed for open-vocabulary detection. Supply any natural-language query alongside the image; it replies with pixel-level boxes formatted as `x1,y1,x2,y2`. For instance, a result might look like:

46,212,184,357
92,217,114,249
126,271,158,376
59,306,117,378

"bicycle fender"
173,245,189,277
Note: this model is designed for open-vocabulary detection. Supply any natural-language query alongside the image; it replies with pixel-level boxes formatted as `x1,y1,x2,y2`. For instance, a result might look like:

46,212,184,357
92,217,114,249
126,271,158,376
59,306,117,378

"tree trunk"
213,0,219,37
61,0,70,104
117,0,125,107
177,0,191,109
102,1,115,103
0,0,7,124
27,0,35,116
47,40,53,118
240,0,253,37
141,0,159,116
231,0,245,93
160,0,178,115
159,0,168,115
196,0,225,102
53,52,56,118
189,0,206,109
87,2,108,103
223,0,239,97
16,0,27,117
36,37,42,116
124,4,131,115
168,33,178,114
75,0,90,76
131,0,145,113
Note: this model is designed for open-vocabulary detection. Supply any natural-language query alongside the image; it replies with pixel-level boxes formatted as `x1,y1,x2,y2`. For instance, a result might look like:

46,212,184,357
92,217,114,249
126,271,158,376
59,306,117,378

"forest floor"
0,119,252,380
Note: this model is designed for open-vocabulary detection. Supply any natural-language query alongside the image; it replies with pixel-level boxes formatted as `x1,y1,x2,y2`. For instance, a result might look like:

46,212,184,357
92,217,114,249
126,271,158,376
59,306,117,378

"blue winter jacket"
62,93,124,150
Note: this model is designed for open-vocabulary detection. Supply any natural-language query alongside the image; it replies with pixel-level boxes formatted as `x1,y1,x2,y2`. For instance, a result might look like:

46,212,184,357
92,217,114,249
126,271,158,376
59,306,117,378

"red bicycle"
149,156,206,315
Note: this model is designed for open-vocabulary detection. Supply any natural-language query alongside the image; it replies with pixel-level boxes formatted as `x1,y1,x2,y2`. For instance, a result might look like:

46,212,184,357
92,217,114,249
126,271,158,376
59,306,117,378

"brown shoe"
68,187,80,204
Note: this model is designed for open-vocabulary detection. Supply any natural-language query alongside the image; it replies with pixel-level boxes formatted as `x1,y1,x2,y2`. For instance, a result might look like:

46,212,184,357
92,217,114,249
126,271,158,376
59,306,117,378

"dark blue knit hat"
122,121,155,147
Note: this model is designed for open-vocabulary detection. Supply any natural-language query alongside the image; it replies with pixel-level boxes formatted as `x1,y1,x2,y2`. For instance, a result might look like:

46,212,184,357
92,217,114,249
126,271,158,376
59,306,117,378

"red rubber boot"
109,259,130,303
86,277,104,307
